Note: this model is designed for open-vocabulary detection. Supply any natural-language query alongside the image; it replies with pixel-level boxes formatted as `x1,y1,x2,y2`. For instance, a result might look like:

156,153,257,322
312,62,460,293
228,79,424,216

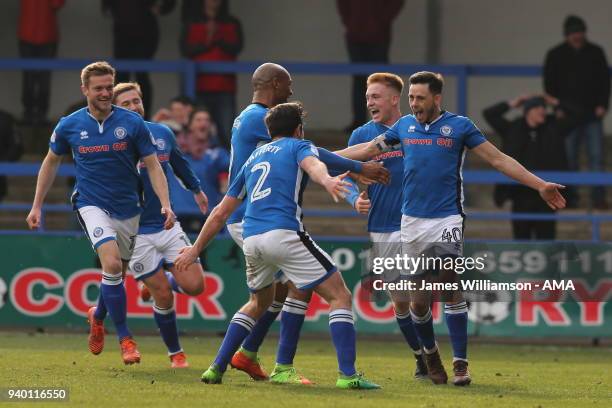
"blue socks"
241,301,283,353
410,308,436,351
213,312,256,372
164,271,184,294
395,310,422,353
276,298,307,365
154,303,182,355
445,301,468,361
100,272,131,340
94,292,108,321
329,309,357,376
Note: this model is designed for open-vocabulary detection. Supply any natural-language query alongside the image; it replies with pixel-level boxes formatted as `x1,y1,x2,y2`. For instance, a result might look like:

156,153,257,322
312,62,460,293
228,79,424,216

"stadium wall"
0,0,611,131
1,235,609,337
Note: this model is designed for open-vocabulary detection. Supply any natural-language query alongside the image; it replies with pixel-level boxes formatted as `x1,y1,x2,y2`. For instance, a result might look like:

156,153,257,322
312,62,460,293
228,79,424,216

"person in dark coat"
483,95,579,240
337,0,404,132
102,0,176,118
543,15,610,209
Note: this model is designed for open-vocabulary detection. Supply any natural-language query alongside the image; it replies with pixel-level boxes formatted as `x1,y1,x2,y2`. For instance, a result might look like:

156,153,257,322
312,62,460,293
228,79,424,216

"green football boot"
201,364,223,384
269,364,313,385
336,372,381,390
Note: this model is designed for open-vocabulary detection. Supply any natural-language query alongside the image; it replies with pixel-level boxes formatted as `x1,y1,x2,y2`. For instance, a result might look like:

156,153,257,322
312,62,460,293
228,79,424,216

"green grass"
0,332,610,407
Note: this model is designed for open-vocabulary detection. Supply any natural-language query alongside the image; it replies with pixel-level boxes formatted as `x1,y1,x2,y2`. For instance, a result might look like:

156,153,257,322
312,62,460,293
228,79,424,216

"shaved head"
251,62,293,106
252,62,290,90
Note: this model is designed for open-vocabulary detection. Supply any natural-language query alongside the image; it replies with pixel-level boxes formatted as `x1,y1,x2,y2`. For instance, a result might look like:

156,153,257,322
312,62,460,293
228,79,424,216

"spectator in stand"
18,0,65,125
543,15,610,209
152,95,196,150
483,94,579,240
337,0,404,132
102,0,176,118
0,110,24,202
180,0,243,148
168,107,229,233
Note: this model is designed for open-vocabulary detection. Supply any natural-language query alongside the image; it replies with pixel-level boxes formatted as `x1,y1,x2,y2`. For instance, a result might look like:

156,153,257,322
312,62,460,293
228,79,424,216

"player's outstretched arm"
174,195,241,272
26,149,63,229
142,153,176,229
300,156,351,203
472,141,566,210
333,134,397,161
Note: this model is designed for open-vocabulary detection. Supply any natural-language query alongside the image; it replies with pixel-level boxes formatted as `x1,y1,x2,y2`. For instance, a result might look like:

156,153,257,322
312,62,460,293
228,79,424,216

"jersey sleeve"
226,164,247,200
383,118,402,144
317,147,362,173
344,129,362,206
295,140,320,165
463,118,487,149
132,116,158,158
167,129,201,193
49,118,70,155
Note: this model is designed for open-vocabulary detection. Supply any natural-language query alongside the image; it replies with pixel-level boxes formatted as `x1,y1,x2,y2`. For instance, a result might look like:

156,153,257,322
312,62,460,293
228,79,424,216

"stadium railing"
2,58,611,240
5,58,607,115
2,162,611,241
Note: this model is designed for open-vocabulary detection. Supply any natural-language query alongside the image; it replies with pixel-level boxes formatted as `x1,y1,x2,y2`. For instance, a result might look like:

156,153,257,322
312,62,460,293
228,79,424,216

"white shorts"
76,206,139,261
400,214,464,275
369,230,401,259
227,221,289,285
129,223,197,281
227,222,244,248
242,229,337,291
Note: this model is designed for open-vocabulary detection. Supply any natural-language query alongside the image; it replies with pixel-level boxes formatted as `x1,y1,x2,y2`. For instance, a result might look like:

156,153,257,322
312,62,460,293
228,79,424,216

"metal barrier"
2,162,612,241
2,59,612,240
5,58,610,115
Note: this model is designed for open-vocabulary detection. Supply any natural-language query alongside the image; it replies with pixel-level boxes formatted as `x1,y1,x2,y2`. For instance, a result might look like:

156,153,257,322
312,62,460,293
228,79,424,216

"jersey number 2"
250,161,272,202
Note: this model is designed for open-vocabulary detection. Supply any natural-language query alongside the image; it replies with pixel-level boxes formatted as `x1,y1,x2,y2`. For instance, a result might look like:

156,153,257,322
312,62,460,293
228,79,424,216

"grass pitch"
0,332,610,407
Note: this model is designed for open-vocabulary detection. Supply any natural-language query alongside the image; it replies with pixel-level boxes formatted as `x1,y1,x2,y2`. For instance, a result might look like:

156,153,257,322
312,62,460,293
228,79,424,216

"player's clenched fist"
161,206,176,230
26,208,41,229
354,191,371,215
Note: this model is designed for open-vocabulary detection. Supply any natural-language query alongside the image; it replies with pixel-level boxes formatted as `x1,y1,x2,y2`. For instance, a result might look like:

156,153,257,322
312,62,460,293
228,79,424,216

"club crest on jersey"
440,125,453,136
156,138,166,150
114,127,127,140
133,262,144,273
80,130,89,139
93,227,104,238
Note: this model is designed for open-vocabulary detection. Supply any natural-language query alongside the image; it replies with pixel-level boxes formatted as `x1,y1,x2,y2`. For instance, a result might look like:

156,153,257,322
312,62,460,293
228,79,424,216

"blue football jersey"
168,147,230,217
348,120,403,232
49,106,158,219
227,103,271,225
226,103,362,226
383,111,487,218
227,138,319,239
138,121,201,234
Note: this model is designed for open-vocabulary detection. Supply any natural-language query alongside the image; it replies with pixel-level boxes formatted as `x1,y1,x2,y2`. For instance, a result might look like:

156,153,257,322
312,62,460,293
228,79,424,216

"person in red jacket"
181,0,243,148
18,0,65,125
337,0,404,132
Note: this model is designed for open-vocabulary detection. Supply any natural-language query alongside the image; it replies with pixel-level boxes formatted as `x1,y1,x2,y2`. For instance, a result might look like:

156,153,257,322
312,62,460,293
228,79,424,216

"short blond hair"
367,73,404,94
112,82,142,103
81,61,115,87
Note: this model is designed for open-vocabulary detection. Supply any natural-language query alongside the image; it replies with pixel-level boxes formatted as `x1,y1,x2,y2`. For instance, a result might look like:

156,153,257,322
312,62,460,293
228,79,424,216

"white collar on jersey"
87,107,115,134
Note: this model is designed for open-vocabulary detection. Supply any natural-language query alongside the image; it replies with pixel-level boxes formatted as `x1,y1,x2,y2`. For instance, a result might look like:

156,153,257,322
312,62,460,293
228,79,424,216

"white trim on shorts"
76,205,139,261
242,229,337,292
129,223,196,281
